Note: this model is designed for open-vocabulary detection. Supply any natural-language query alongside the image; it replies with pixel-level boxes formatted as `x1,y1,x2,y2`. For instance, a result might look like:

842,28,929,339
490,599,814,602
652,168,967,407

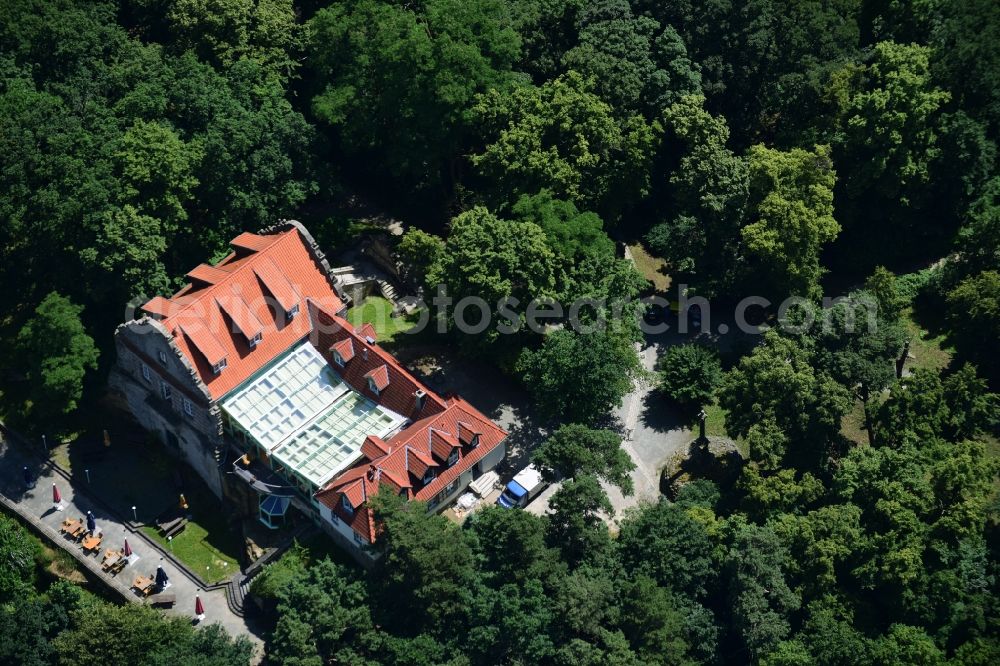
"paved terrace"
0,428,263,655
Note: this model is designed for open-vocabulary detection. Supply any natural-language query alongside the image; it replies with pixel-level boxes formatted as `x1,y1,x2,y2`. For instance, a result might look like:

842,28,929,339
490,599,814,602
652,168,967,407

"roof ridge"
328,313,447,410
147,230,291,323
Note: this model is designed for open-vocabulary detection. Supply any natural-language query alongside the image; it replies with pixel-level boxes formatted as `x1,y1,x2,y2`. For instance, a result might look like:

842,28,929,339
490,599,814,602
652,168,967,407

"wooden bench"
148,592,176,608
163,519,187,540
157,516,183,534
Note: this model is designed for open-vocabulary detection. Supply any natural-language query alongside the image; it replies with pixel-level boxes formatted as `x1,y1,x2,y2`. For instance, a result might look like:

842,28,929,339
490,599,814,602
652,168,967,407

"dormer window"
248,331,262,349
470,434,480,449
286,303,300,321
333,350,344,366
447,449,459,467
340,494,354,517
157,350,169,366
364,365,389,396
212,357,227,375
422,468,435,485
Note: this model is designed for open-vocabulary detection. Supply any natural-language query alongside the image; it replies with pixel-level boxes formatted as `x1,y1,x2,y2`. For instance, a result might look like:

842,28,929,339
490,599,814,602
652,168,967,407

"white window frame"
367,377,379,395
160,381,172,402
422,468,435,485
287,303,300,320
182,398,194,418
332,350,344,366
157,350,168,365
447,449,459,467
141,364,151,383
212,357,227,375
248,331,262,349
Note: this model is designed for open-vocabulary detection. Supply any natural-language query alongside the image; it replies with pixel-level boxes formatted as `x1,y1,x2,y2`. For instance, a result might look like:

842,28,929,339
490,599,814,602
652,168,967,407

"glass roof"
221,340,406,488
221,341,350,450
260,494,290,517
271,391,404,486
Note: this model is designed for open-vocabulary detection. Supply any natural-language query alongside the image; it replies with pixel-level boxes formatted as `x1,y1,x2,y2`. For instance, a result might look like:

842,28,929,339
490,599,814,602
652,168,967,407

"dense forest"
1,0,999,664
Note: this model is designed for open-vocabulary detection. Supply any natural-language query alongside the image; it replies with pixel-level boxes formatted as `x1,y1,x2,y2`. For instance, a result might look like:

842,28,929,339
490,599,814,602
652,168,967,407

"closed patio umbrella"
23,466,34,489
123,538,133,558
194,591,205,622
86,511,96,534
155,561,170,589
52,484,64,511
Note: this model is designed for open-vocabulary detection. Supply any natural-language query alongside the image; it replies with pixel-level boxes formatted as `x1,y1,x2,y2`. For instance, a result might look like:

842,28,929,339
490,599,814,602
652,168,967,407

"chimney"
414,389,426,413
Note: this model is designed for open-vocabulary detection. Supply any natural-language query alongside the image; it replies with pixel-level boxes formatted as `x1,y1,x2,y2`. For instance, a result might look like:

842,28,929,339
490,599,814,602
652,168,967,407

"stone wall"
109,319,225,498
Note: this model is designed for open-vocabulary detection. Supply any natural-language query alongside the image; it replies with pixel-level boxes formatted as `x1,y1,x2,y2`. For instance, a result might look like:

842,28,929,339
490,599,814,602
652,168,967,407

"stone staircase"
377,279,397,303
225,574,247,617
224,523,317,618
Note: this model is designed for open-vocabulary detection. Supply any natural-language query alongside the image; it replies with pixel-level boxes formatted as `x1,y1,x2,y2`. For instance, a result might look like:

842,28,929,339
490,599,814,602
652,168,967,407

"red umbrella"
52,484,61,503
194,594,205,619
123,538,132,557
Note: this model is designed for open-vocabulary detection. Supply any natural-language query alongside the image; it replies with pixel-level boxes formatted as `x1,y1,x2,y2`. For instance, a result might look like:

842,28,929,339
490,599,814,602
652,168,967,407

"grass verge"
628,243,671,292
347,296,419,344
903,306,952,374
142,511,241,584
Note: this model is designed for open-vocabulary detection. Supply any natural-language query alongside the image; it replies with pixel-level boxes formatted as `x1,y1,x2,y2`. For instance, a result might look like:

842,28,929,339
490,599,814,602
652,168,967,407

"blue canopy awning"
260,494,290,518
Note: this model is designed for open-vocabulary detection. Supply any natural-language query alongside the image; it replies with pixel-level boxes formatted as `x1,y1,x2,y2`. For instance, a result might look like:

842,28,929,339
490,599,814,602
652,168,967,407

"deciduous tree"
15,292,99,427
471,71,657,220
516,325,644,425
718,332,850,470
656,342,722,412
742,144,840,300
532,423,635,494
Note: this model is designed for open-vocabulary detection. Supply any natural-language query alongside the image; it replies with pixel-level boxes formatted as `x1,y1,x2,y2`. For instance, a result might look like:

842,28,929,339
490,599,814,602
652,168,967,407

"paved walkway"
526,339,694,523
0,431,262,652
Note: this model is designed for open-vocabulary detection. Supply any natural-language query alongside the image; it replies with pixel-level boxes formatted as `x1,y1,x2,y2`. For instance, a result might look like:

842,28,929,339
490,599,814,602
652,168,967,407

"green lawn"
142,516,240,584
347,296,418,343
902,306,952,374
698,401,729,439
841,399,871,447
628,243,671,292
840,307,954,445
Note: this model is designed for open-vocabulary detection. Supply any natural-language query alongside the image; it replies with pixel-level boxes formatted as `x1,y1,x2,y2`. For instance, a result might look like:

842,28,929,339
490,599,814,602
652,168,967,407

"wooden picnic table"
101,549,122,570
132,575,154,596
81,534,102,552
60,518,86,539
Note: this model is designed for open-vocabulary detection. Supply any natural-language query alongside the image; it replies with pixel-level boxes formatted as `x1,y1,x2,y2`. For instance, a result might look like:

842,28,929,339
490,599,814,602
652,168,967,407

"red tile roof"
361,435,389,460
430,429,459,461
308,304,448,420
253,256,300,312
142,296,173,318
139,228,344,400
364,365,390,392
215,291,264,340
316,393,508,545
179,324,227,367
187,263,231,285
332,338,355,363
